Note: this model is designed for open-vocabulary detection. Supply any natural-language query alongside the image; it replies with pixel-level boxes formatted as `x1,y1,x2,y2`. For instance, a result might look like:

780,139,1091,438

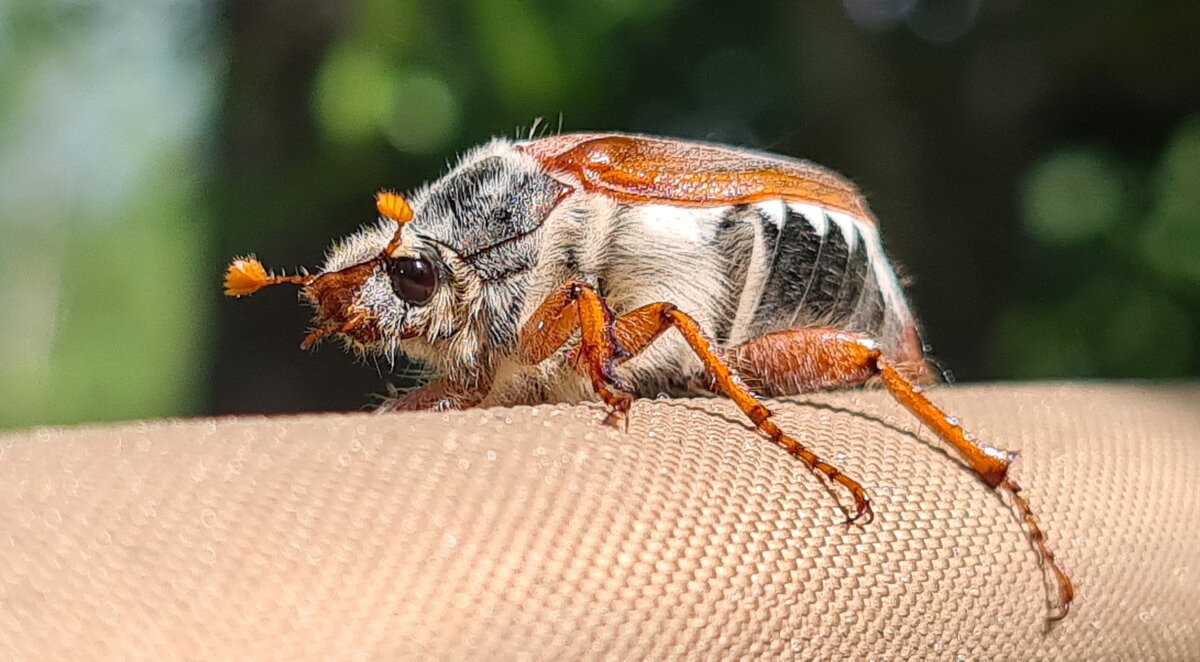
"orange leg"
517,282,635,423
517,282,874,525
728,327,1074,621
379,378,488,412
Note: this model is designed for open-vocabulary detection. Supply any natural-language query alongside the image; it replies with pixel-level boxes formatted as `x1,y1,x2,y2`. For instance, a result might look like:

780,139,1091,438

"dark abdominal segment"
749,206,881,338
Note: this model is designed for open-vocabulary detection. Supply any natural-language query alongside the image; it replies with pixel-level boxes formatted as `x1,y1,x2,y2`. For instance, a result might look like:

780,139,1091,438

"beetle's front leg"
378,378,489,412
516,281,635,424
516,281,874,525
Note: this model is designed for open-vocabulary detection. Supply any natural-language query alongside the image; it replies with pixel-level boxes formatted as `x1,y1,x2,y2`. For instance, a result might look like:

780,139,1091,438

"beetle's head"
224,143,571,368
224,191,453,357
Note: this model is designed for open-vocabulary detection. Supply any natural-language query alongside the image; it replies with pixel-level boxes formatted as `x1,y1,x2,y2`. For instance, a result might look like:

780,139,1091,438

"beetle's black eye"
387,257,437,304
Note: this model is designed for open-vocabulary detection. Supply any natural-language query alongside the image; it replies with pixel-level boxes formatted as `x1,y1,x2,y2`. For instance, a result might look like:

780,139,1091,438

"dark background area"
3,0,1199,428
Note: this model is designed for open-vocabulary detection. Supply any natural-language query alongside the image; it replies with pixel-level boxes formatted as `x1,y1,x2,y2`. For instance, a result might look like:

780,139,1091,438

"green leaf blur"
2,0,1198,428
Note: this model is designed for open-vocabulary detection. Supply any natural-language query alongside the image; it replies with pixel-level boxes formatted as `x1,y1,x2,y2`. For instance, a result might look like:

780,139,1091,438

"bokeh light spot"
381,69,460,155
314,46,395,146
843,0,919,31
1021,147,1126,244
1139,116,1200,285
907,0,982,44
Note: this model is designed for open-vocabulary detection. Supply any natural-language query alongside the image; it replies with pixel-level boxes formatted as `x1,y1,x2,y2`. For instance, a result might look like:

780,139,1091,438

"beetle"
224,131,1074,619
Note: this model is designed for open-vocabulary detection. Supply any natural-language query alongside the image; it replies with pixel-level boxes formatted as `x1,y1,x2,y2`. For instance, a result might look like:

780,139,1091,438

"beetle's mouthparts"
296,261,381,349
223,255,379,349
299,309,370,350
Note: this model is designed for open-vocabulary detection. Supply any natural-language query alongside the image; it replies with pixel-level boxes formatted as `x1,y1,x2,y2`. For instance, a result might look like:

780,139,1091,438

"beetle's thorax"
313,139,569,382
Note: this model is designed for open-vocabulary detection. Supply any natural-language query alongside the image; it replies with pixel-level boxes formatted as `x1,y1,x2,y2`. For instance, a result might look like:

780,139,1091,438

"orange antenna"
376,190,413,256
223,256,315,297
376,190,413,224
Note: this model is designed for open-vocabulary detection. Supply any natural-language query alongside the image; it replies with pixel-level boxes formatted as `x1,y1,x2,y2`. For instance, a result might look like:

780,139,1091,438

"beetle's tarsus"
1000,477,1075,623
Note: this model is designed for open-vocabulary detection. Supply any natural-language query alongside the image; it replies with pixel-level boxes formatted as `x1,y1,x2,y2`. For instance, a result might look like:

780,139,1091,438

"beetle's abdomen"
725,200,917,356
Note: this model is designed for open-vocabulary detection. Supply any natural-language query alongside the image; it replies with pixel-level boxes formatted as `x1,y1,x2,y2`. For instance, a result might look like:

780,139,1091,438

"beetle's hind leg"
724,326,1074,620
516,281,874,525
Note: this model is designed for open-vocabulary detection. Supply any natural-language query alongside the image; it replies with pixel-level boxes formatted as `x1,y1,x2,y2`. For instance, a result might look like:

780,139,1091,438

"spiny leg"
516,282,634,423
1001,476,1075,622
516,282,873,525
727,327,1074,620
378,378,488,412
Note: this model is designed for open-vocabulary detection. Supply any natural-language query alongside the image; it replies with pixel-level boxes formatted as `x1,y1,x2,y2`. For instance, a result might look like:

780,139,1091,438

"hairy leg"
727,327,1074,620
516,281,874,525
378,378,488,412
516,282,634,422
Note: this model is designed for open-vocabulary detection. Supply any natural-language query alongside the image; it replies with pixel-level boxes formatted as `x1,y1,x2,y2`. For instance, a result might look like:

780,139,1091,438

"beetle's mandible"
223,132,1074,620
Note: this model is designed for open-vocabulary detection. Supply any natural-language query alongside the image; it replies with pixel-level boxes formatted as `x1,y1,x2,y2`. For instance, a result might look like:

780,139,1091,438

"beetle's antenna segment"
376,190,414,257
223,256,316,297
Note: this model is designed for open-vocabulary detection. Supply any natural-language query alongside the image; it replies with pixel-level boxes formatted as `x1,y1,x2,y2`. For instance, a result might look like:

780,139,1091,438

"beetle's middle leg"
516,281,874,525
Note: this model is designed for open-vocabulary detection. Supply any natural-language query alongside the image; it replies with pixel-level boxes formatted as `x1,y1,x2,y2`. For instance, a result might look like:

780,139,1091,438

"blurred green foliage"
1022,147,1126,244
1142,118,1200,287
2,0,1198,429
994,117,1200,379
0,1,217,429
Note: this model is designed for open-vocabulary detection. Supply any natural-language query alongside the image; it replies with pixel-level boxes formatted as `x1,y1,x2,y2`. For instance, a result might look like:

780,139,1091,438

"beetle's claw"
600,391,633,431
840,498,874,528
602,409,625,429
